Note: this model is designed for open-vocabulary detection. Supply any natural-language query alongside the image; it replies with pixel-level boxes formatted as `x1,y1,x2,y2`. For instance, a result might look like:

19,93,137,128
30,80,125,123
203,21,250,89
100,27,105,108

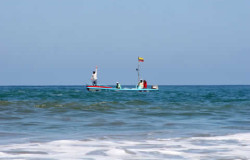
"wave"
0,132,250,159
0,101,12,106
125,100,151,105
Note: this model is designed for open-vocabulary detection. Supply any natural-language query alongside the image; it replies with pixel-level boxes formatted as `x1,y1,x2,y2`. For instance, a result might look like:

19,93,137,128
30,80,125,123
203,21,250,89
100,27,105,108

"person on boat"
116,82,121,89
91,66,98,86
137,80,144,89
143,80,147,89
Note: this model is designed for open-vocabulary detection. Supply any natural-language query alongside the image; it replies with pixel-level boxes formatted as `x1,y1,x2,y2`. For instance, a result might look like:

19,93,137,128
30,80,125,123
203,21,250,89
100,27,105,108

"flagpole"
138,57,140,82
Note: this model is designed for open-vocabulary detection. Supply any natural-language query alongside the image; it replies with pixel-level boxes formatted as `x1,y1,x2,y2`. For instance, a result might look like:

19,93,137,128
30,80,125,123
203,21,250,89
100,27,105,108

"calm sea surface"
0,85,250,159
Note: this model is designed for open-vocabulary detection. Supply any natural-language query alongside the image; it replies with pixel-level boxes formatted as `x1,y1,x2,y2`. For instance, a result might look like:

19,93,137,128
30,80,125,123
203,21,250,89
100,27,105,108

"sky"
0,0,249,85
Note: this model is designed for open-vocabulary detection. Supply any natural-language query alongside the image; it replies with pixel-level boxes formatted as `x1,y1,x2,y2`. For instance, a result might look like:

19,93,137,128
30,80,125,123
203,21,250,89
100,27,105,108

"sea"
0,85,250,160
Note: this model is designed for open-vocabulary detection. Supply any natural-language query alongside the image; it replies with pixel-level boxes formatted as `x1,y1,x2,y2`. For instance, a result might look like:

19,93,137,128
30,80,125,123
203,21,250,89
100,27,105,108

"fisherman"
143,80,147,89
137,79,144,89
116,82,121,89
91,66,98,86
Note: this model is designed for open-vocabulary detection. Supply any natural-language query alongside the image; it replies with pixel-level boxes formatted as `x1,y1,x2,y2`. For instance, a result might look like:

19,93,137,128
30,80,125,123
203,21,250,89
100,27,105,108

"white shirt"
91,68,97,81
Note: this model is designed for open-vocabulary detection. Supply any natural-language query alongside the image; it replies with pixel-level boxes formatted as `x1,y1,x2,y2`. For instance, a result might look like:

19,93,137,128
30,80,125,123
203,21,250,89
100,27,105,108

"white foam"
0,132,250,159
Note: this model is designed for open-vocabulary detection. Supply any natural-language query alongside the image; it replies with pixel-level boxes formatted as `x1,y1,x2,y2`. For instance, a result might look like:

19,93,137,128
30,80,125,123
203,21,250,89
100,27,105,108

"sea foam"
0,132,249,159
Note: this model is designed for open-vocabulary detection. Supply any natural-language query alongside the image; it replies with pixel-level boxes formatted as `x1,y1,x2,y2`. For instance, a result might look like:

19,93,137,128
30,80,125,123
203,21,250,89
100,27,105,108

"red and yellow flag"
138,57,144,62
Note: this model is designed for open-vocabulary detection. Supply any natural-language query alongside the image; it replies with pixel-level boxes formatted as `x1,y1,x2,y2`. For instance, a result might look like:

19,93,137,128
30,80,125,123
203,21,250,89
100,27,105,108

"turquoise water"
0,85,250,159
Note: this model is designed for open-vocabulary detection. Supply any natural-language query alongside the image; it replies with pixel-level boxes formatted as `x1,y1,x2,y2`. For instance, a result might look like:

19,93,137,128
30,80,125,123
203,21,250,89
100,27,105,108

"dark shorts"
92,80,97,86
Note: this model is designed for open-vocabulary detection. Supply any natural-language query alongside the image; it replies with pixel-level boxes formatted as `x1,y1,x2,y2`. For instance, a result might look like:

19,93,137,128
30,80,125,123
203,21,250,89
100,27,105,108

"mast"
137,56,144,82
137,57,140,82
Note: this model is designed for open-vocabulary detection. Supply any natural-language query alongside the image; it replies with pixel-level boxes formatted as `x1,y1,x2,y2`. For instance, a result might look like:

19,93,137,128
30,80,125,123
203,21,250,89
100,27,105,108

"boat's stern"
151,85,159,90
86,85,112,92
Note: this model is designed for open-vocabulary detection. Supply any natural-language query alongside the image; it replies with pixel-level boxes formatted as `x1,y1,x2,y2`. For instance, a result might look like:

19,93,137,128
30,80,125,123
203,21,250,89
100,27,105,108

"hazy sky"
0,0,249,85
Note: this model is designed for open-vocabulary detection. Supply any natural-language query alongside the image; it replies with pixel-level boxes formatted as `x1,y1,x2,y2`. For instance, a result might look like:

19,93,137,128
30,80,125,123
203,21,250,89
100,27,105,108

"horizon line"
0,84,250,87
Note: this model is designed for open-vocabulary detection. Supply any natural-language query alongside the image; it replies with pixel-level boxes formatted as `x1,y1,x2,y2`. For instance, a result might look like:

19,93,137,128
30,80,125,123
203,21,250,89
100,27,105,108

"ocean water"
0,85,250,159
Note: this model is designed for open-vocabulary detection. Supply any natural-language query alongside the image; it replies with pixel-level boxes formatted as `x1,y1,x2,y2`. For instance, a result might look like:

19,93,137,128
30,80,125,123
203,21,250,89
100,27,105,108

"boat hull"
86,86,159,92
86,86,112,92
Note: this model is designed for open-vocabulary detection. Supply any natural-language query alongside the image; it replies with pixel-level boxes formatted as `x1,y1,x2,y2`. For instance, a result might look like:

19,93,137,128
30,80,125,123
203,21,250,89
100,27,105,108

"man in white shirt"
91,66,98,86
137,79,144,89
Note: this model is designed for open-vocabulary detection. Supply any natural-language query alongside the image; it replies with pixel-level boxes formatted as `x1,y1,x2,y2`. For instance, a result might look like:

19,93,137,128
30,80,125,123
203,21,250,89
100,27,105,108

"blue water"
0,85,250,159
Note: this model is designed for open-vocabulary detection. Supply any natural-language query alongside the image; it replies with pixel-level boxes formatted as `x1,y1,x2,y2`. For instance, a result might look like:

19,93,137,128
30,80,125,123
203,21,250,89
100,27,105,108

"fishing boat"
86,85,158,92
86,57,159,92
